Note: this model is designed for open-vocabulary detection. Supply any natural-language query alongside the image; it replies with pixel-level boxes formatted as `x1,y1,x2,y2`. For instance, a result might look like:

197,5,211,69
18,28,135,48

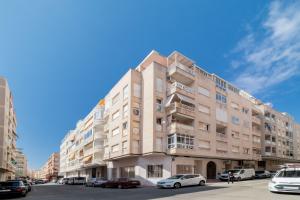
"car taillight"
16,187,23,192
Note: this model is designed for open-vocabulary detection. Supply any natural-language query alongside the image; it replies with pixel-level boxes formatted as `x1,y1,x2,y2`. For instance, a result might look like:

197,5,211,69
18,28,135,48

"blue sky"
1,0,299,169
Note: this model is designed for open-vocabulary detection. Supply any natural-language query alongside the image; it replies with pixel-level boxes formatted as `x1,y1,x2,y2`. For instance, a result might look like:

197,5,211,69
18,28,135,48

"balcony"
168,122,194,135
168,63,195,85
252,116,261,125
84,148,94,156
265,140,272,145
167,102,195,119
167,82,195,99
216,132,227,141
265,152,272,156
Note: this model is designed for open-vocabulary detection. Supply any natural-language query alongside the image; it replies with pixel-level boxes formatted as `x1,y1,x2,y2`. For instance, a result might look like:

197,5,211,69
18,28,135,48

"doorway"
206,161,216,179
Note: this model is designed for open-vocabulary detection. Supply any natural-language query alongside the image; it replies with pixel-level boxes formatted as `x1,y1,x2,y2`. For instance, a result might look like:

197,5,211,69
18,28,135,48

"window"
147,165,163,178
123,104,128,118
167,134,194,149
242,107,249,114
215,77,227,91
84,130,92,140
122,122,128,136
133,108,140,116
112,110,120,121
112,144,119,153
112,93,120,106
133,83,141,98
243,148,250,154
216,93,227,103
231,116,240,125
198,86,210,97
156,78,163,92
199,122,209,132
120,166,135,178
156,99,163,112
123,85,128,100
176,165,193,174
112,127,120,136
132,140,139,152
156,118,162,131
198,104,210,114
122,141,128,153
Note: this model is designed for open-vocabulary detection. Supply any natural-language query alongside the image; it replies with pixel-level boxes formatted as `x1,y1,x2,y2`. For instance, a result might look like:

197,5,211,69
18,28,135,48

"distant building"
15,148,28,178
39,153,60,181
59,50,300,185
0,77,18,181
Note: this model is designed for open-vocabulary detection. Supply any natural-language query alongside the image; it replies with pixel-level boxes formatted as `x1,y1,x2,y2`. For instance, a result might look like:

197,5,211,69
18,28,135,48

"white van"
219,168,255,181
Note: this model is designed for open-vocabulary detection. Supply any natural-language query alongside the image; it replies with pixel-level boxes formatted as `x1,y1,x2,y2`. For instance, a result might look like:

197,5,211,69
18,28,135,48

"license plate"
0,189,11,192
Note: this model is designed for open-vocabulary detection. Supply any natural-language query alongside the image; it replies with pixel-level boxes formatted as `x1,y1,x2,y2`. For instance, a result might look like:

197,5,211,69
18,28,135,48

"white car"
157,174,206,188
269,166,300,193
219,168,255,181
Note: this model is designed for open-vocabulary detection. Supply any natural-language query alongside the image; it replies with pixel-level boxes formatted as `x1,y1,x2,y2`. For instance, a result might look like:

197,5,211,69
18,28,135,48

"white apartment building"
60,102,106,179
59,50,300,185
0,77,17,181
15,148,28,178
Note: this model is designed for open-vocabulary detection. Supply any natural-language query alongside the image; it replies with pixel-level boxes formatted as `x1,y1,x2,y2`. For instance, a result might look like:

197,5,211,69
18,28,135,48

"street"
2,179,297,200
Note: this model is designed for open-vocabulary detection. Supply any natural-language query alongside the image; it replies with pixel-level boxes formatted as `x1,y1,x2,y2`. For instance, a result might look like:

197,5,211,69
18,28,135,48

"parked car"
0,180,27,197
58,178,69,184
35,179,45,184
157,174,206,189
67,177,86,185
219,169,255,181
269,165,300,193
21,180,32,192
102,178,140,189
85,178,108,187
269,171,278,178
255,170,271,179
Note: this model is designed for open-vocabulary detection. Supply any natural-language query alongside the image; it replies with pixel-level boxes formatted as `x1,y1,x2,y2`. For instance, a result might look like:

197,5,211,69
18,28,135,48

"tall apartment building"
39,153,60,181
0,77,17,181
101,51,300,185
59,50,300,185
59,103,106,179
15,148,28,178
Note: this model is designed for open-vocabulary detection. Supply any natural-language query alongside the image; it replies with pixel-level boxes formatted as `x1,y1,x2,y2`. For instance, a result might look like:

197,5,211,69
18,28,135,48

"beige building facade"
38,153,60,181
0,77,17,181
59,104,106,179
59,50,300,185
15,148,28,178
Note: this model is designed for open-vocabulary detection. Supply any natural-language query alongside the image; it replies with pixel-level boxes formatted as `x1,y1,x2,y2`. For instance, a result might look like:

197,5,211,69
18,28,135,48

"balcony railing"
169,82,194,94
168,122,194,135
168,102,195,118
252,116,261,125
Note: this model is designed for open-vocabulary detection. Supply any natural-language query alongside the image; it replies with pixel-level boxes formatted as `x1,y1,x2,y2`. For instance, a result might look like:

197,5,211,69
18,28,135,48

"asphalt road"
1,179,299,200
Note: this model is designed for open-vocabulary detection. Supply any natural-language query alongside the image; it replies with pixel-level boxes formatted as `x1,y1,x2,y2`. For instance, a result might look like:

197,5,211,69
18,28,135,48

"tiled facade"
59,50,300,185
0,77,17,181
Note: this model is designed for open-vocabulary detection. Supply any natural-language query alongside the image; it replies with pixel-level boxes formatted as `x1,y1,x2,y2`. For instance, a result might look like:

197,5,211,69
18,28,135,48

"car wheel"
92,183,95,187
21,191,27,197
237,177,241,181
199,180,205,186
174,182,181,189
118,184,123,189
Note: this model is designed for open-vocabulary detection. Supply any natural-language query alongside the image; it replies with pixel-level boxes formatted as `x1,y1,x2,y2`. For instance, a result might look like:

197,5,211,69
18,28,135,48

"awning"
68,153,75,160
83,155,93,162
165,93,194,107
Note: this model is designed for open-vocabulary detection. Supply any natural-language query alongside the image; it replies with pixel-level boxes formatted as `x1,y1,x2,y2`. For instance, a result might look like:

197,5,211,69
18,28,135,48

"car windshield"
255,171,264,174
167,175,184,179
276,170,300,178
223,170,240,174
0,181,20,186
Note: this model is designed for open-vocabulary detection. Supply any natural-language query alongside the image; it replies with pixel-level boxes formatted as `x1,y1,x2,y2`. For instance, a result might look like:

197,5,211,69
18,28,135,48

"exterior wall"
0,77,17,181
15,148,28,178
59,103,106,179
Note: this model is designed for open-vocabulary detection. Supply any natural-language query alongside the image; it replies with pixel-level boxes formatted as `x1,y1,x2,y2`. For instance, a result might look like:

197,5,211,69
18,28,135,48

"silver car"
85,178,107,187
